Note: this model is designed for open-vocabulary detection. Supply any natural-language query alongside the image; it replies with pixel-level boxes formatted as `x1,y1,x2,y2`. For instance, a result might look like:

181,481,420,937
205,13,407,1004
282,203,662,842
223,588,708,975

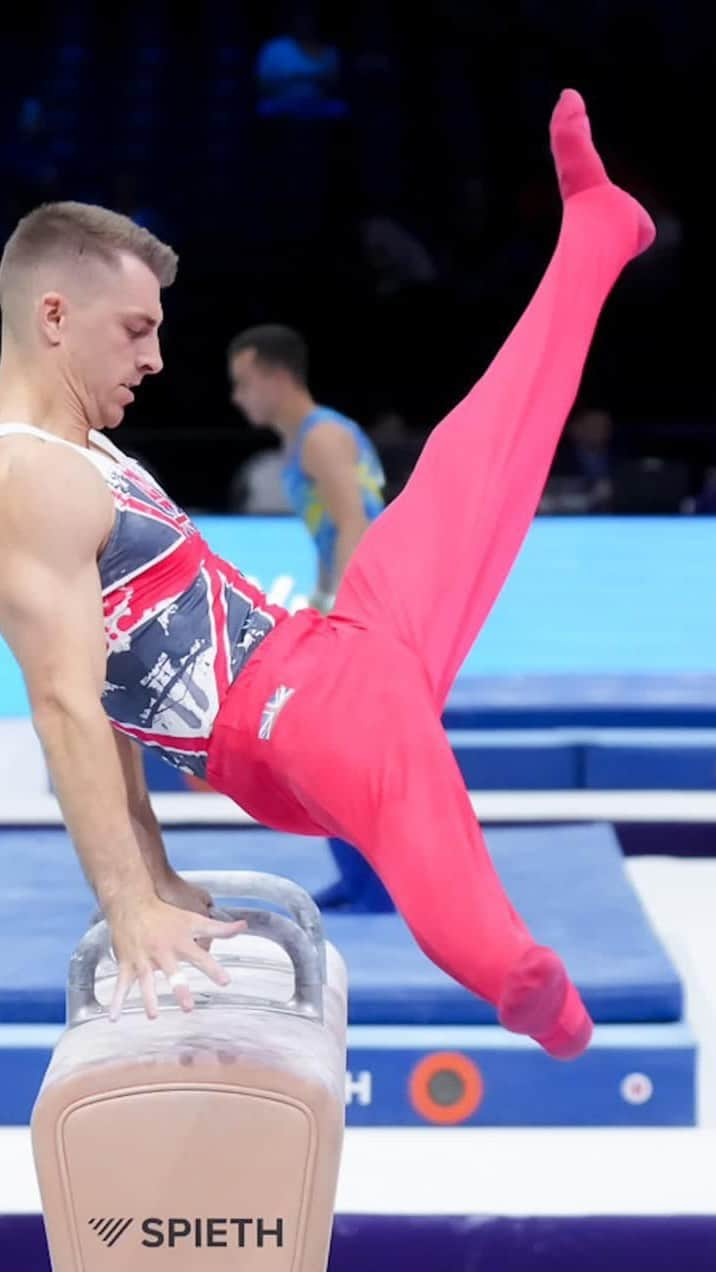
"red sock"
551,88,655,252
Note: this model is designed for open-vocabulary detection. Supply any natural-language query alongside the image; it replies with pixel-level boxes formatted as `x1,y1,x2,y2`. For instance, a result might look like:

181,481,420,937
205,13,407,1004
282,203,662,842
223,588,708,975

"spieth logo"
89,1216,284,1250
88,1218,134,1248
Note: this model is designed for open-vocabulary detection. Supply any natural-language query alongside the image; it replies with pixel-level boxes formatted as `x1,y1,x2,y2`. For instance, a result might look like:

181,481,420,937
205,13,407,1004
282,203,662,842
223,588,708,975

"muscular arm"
0,446,156,915
112,730,174,886
301,422,371,595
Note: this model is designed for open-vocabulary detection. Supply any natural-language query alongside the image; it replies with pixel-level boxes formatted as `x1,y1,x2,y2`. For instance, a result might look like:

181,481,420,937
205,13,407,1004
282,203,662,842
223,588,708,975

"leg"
337,700,591,1059
276,639,592,1059
334,91,655,706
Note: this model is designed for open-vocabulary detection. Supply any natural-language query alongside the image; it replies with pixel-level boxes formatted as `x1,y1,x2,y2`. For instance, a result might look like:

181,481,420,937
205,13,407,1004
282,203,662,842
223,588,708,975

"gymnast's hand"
154,871,217,954
105,893,247,1021
155,870,213,919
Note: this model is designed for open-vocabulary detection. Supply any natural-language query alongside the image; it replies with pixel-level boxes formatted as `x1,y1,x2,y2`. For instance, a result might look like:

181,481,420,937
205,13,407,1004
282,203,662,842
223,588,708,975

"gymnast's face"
40,251,164,432
229,349,284,428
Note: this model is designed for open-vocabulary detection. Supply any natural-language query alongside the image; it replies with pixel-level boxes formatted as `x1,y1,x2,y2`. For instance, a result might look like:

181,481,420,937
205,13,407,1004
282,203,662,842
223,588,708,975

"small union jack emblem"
258,686,295,741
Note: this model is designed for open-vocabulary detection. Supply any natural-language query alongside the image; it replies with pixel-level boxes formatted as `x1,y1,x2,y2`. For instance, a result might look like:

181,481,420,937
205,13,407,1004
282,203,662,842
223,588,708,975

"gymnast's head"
228,324,310,431
0,201,178,432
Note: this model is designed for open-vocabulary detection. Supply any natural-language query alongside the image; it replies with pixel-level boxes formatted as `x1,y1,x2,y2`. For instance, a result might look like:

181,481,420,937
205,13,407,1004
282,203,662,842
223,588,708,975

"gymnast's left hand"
105,893,247,1021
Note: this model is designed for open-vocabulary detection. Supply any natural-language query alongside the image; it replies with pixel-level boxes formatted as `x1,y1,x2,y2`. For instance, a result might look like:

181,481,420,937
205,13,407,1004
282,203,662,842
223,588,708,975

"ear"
38,291,67,346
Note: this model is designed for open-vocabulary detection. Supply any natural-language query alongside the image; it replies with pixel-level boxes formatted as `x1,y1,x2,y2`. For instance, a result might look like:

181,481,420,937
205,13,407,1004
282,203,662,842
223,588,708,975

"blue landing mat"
449,728,716,792
0,823,681,1026
443,675,716,729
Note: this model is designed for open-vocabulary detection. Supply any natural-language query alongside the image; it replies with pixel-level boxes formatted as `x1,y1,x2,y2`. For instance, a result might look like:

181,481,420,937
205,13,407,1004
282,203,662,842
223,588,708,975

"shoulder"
300,415,359,471
0,434,107,489
0,438,112,546
301,408,358,441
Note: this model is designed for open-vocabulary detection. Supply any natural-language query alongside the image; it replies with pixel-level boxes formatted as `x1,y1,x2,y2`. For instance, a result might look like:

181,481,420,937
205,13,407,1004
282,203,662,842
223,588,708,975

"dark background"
0,2,711,513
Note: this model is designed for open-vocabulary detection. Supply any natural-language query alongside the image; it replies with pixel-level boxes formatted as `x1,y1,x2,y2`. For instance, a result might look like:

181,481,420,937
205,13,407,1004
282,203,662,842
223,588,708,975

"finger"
185,942,234,989
159,957,194,1013
202,918,248,940
210,906,237,922
109,965,135,1022
139,963,160,1020
185,916,245,958
194,918,245,962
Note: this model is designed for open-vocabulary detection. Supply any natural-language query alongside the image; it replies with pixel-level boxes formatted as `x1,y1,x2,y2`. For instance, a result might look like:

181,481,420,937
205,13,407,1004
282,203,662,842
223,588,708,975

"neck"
272,386,318,443
0,350,93,448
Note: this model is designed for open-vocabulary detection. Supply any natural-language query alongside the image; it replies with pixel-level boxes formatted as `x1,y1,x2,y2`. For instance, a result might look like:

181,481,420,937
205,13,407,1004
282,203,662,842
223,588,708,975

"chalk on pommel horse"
31,870,348,1271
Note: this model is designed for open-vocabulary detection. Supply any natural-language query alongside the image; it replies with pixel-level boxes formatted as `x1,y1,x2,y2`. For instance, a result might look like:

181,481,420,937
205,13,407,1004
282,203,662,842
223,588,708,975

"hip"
206,608,430,829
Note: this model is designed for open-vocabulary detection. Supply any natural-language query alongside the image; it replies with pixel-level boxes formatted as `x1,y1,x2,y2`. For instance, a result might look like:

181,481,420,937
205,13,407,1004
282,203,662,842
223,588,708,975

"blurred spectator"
683,467,716,516
569,408,614,499
359,215,438,298
543,407,691,516
252,10,350,246
540,407,615,514
256,10,348,120
611,456,690,515
371,410,424,502
229,446,294,515
0,8,703,512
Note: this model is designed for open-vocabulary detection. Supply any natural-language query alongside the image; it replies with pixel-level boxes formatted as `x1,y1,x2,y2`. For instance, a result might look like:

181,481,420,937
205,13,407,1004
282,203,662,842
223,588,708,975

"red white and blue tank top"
0,424,286,777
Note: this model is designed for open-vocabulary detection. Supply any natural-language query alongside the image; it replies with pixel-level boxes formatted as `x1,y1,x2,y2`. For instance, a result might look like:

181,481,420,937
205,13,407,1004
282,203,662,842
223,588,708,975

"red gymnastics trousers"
207,91,655,1060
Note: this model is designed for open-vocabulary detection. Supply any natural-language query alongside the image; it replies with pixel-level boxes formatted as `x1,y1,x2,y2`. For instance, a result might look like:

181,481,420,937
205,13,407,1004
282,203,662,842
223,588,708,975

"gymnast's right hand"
105,893,247,1021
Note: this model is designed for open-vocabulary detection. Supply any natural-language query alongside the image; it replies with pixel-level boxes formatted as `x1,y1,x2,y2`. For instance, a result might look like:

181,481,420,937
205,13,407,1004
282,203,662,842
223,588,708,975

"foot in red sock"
550,88,656,257
498,946,594,1061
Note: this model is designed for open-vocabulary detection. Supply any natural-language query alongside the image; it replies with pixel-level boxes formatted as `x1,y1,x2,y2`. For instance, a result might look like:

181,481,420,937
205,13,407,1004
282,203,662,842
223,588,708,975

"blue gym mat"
0,822,681,1026
448,728,716,792
443,674,716,729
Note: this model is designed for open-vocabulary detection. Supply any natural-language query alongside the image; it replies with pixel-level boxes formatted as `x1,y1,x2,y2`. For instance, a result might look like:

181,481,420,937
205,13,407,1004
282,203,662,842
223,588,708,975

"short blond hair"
0,201,178,313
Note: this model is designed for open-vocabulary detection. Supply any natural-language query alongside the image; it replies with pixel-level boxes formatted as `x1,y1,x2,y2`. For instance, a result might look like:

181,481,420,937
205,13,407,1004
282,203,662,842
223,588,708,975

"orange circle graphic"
409,1051,484,1124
